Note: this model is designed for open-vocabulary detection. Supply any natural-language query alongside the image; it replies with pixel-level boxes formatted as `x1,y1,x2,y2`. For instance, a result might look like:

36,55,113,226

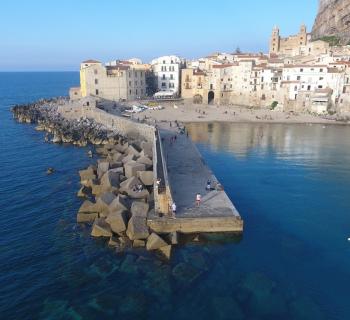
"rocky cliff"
312,0,350,44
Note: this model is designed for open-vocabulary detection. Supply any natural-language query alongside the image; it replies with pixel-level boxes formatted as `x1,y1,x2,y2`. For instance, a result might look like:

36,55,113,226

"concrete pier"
57,101,243,234
148,125,243,234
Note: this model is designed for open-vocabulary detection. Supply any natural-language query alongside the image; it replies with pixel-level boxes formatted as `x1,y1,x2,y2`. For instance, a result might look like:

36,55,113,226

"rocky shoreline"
12,99,176,259
12,98,122,146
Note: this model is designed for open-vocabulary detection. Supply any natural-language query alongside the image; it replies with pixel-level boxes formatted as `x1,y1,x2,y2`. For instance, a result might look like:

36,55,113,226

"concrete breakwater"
12,98,243,259
12,99,123,146
11,99,177,258
77,142,176,258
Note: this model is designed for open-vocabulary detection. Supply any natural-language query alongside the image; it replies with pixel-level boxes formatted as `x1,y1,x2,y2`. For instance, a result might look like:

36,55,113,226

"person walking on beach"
196,193,201,207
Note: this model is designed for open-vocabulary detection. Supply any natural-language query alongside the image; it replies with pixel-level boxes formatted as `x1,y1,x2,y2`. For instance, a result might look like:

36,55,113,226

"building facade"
151,55,184,96
79,59,147,101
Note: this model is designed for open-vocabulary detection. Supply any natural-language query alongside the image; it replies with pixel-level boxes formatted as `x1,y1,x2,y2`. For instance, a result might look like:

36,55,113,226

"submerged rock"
158,245,172,259
91,218,112,238
133,239,146,248
172,262,202,284
146,233,168,250
46,167,55,175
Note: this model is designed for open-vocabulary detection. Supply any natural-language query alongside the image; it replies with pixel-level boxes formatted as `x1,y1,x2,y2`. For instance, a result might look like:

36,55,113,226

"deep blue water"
1,73,350,320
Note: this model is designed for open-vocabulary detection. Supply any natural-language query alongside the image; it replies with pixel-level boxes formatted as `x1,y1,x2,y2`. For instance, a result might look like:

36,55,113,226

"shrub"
270,101,278,110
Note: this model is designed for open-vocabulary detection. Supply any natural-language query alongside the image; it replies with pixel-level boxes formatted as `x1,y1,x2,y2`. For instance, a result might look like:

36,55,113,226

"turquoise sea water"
1,73,350,319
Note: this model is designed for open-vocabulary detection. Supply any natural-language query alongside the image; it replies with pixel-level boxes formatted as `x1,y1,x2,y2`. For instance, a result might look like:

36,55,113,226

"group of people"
169,179,214,216
132,184,144,193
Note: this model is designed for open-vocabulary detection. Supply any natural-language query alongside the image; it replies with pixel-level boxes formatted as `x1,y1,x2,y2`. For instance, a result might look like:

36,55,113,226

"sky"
0,0,318,71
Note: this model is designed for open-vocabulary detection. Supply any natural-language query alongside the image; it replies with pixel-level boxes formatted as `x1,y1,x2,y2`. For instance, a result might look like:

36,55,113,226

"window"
129,89,131,95
300,68,304,72
170,74,174,80
294,85,297,91
94,69,98,75
307,85,311,91
141,80,143,85
320,68,323,72
318,85,323,89
129,72,131,77
161,82,166,88
162,74,166,80
95,79,98,85
95,89,99,95
129,81,131,86
136,89,138,95
319,77,324,80
135,81,138,86
297,76,301,80
163,60,166,64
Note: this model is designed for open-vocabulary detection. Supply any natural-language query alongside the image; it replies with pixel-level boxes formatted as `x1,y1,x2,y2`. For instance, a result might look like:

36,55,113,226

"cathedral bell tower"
270,26,280,54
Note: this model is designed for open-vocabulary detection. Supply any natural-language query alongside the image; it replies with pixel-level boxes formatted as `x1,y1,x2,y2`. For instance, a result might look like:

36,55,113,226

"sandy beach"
103,101,348,126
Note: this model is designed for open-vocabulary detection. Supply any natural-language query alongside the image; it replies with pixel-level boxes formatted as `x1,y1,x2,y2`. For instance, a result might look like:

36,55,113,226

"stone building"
181,68,209,104
270,24,310,56
151,55,185,97
79,59,147,101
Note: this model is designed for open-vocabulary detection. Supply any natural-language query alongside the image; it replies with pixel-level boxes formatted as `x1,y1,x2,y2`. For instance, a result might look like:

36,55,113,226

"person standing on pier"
196,193,201,207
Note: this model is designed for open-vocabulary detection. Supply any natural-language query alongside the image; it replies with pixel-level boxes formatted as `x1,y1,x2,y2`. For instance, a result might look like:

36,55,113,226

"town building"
150,55,184,97
270,24,310,56
78,59,147,101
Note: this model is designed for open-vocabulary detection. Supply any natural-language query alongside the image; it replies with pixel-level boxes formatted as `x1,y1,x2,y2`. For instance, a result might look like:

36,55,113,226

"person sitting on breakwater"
206,179,211,191
196,193,201,207
171,202,177,215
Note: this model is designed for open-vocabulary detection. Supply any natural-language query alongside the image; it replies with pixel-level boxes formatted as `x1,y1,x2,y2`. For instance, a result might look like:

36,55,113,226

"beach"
102,100,348,126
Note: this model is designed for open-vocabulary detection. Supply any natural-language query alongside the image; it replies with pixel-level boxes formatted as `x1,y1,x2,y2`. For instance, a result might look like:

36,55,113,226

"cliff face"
312,0,350,44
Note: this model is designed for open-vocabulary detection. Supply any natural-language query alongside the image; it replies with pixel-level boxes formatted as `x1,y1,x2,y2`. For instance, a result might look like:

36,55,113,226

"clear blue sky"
0,0,318,71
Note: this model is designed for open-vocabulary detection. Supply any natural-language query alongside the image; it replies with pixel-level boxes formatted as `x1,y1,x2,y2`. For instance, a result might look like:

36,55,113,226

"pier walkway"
148,125,243,234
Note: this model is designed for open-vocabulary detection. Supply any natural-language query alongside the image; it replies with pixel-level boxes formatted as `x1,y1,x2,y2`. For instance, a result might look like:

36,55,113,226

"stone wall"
58,105,155,142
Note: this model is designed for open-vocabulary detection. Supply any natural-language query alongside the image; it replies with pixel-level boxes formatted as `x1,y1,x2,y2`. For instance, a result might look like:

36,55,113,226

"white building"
151,55,184,96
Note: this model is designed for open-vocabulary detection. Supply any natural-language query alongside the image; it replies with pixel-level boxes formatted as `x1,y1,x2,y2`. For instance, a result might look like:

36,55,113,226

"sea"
0,72,350,320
